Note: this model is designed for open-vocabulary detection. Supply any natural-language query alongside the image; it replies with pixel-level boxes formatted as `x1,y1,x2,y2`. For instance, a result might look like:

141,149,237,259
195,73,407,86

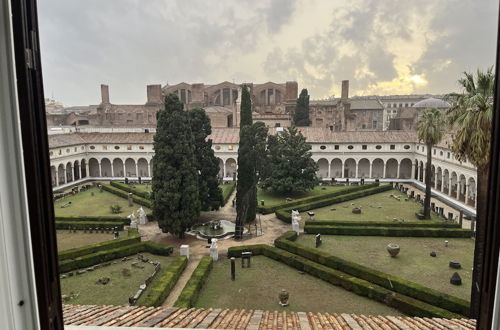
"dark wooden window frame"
8,0,500,328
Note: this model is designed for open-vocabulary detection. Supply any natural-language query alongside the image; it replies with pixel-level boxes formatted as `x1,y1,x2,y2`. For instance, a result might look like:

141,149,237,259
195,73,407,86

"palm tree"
416,108,445,219
446,68,494,318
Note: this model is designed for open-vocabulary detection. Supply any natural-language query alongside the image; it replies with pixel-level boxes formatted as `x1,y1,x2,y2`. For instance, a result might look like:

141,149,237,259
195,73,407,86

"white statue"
210,238,218,261
137,207,148,225
128,213,138,228
291,210,301,234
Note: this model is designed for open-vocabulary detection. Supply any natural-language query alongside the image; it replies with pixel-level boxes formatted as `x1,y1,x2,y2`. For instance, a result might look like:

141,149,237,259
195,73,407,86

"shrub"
304,225,473,238
110,181,151,200
258,183,380,214
304,220,461,228
274,231,470,316
174,256,213,308
227,244,463,318
55,221,124,231
100,183,151,208
55,215,130,225
110,204,122,214
137,256,188,307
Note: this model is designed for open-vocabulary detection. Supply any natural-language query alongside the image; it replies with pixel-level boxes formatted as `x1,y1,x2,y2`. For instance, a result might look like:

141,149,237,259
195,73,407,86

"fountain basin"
189,220,237,239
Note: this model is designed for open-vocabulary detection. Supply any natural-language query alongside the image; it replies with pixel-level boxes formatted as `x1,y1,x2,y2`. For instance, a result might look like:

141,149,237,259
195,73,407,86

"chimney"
146,84,162,104
341,80,349,100
101,84,110,104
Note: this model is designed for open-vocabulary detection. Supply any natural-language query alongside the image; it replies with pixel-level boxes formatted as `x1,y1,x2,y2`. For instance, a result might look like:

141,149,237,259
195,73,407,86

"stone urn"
352,207,362,214
279,289,289,307
387,243,400,257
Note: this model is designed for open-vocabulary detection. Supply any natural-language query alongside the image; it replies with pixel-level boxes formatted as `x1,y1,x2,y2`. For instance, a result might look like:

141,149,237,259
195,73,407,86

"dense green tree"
294,89,311,126
240,85,252,127
260,126,318,194
152,94,200,238
188,108,223,211
416,108,445,219
446,68,494,318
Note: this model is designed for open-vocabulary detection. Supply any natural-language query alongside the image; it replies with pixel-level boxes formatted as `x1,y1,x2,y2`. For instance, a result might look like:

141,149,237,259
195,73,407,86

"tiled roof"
48,129,420,148
349,99,384,110
63,304,476,329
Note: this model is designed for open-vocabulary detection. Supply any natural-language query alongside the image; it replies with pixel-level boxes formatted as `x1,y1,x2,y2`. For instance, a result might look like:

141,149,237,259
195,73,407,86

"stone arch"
436,167,443,190
73,160,80,180
57,163,65,184
399,158,412,179
450,172,458,197
317,158,329,179
344,158,356,178
113,158,124,177
89,158,100,177
217,158,224,178
372,159,384,178
125,158,137,177
467,177,476,206
330,159,342,178
458,174,467,202
50,166,57,186
385,159,398,179
66,162,73,182
443,169,450,194
225,158,237,179
137,158,149,177
81,159,87,178
101,158,112,177
357,159,370,178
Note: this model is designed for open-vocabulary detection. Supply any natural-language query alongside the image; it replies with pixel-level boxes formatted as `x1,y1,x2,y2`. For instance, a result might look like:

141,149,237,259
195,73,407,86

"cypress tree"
294,88,311,126
188,108,223,211
240,85,252,127
152,94,200,238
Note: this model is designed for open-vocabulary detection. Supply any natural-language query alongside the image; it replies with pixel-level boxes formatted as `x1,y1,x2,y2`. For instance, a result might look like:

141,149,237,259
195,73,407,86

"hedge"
100,183,152,208
304,225,473,238
55,221,125,231
221,182,236,206
137,256,188,307
258,183,379,214
275,231,470,316
58,230,140,261
276,185,393,223
110,181,151,199
174,256,213,308
55,215,130,225
227,244,463,318
304,220,461,228
59,241,173,273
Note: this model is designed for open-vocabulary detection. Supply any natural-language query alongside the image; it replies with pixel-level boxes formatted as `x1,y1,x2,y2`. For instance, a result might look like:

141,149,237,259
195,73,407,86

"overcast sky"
39,0,497,106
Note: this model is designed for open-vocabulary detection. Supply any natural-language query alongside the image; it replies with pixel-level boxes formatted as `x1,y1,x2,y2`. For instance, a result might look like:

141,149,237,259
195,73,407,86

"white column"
354,162,358,178
411,162,415,180
441,174,445,192
79,164,83,180
396,161,400,179
382,161,386,178
223,160,227,178
449,177,453,197
122,160,126,177
422,167,426,183
85,161,89,178
464,184,468,203
341,161,345,178
110,163,114,177
69,166,74,182
98,162,102,177
369,161,373,178
327,161,331,178
135,162,139,177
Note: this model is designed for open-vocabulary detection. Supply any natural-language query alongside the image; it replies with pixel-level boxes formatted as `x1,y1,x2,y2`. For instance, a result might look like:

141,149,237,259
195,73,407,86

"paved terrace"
63,304,476,329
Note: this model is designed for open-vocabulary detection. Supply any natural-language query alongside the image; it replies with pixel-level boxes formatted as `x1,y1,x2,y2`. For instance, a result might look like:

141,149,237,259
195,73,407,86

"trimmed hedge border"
55,215,130,225
55,221,125,231
174,256,213,308
305,220,461,228
59,241,173,273
100,183,152,208
222,182,236,206
227,244,463,319
258,183,379,214
110,181,151,199
58,230,140,261
275,231,470,316
137,256,188,307
304,225,473,238
276,185,393,223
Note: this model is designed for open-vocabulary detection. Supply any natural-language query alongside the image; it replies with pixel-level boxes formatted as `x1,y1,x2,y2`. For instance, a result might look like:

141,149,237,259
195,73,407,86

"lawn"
257,185,353,208
60,253,173,305
56,230,127,251
54,187,150,217
305,189,443,223
295,235,474,300
195,256,402,315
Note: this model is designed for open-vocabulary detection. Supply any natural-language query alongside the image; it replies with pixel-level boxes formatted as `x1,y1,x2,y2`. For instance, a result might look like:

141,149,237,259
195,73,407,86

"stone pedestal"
180,245,189,259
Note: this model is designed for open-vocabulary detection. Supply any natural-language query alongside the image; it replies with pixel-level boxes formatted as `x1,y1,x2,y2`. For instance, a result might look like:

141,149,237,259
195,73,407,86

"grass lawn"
306,189,443,223
60,253,173,305
257,185,353,208
54,187,150,217
195,256,402,315
220,183,235,198
56,230,127,251
295,235,474,300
